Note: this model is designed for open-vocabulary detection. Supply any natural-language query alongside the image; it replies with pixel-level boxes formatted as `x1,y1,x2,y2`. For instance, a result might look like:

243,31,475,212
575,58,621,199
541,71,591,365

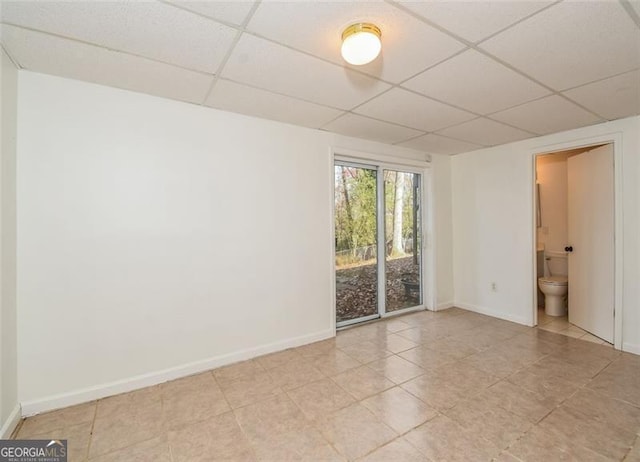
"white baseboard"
622,342,640,355
1,404,22,439
21,328,334,417
454,301,532,326
436,301,454,311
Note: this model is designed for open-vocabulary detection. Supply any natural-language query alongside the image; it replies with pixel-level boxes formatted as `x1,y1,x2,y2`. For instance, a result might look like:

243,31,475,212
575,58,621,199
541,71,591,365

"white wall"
432,154,454,308
536,153,568,260
0,48,19,436
451,145,533,324
452,116,640,353
16,72,447,413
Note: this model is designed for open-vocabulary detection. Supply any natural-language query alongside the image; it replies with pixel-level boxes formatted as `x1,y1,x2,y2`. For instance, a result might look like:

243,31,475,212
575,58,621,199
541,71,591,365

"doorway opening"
334,160,425,327
533,143,614,344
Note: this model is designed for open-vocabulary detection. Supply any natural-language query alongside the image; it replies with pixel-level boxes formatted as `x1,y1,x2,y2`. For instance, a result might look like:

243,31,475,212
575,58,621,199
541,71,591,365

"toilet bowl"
538,276,568,316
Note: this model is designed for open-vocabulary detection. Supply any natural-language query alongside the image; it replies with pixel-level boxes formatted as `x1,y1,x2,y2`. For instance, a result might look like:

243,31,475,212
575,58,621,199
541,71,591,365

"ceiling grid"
0,0,637,154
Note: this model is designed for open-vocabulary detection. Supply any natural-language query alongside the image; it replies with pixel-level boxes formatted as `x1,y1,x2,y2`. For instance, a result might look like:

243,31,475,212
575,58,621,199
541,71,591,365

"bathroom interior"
535,144,612,345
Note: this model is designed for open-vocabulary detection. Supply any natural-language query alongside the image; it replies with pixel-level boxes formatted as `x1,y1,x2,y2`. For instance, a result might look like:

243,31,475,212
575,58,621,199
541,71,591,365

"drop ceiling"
1,0,639,155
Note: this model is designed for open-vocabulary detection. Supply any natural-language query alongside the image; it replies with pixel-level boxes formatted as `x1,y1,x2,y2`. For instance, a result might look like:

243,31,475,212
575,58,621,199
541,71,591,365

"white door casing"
567,144,614,343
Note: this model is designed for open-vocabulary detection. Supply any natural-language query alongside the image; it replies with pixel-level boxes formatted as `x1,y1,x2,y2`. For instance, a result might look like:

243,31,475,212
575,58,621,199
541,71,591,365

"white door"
567,144,614,343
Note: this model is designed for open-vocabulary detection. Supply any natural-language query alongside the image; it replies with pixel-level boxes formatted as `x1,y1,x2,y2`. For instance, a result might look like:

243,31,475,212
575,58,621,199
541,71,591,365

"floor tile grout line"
90,374,239,460
86,427,160,461
84,401,98,461
230,408,260,462
441,336,594,458
533,372,633,461
280,386,345,459
86,393,167,461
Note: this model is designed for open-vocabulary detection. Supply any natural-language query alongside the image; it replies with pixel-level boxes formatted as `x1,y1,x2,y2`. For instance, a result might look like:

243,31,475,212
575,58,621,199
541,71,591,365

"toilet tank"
545,251,568,277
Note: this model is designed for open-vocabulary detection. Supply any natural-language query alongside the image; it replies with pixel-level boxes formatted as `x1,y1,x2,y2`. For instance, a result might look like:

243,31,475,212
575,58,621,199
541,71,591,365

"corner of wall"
0,404,21,439
1,48,20,436
431,154,454,306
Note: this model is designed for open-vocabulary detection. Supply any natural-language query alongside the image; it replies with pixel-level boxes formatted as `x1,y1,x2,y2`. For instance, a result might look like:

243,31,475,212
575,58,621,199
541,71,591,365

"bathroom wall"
536,152,568,274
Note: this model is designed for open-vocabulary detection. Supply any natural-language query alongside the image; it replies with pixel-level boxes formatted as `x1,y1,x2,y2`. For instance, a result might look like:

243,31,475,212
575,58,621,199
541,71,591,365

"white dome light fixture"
341,23,382,66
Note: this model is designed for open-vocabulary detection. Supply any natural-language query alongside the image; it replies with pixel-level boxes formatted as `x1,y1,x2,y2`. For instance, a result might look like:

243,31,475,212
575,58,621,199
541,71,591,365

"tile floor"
13,307,640,461
537,307,612,344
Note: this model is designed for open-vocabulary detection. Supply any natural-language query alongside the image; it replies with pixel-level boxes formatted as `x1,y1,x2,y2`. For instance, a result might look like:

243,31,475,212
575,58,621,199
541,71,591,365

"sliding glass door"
335,163,379,325
335,161,423,327
384,170,422,312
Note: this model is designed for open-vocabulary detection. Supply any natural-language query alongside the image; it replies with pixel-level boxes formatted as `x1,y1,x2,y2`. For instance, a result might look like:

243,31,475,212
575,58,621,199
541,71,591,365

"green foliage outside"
335,166,419,267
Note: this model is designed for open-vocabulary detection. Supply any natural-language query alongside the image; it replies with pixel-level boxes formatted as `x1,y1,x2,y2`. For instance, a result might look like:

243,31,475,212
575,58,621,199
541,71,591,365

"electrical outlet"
491,282,497,292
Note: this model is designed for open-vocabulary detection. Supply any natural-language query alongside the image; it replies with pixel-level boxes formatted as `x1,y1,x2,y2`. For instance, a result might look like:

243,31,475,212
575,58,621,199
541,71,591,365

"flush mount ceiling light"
341,23,382,66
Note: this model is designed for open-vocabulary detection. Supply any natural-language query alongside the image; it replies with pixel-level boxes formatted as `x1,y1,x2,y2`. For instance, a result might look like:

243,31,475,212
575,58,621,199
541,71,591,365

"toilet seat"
538,276,568,286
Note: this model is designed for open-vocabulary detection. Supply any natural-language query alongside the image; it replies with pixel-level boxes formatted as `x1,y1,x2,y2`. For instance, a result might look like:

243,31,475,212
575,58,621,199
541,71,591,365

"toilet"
538,252,568,316
538,276,568,316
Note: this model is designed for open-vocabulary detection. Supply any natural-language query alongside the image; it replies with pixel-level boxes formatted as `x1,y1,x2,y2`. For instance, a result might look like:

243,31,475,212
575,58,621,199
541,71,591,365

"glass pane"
384,170,422,312
335,164,378,323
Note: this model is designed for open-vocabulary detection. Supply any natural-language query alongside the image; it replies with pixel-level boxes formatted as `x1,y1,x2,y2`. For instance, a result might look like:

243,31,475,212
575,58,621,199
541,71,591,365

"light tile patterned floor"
13,307,640,461
537,307,612,344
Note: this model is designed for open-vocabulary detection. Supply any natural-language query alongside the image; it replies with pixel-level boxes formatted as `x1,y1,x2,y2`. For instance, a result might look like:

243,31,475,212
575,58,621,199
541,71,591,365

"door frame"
530,133,623,350
331,148,434,329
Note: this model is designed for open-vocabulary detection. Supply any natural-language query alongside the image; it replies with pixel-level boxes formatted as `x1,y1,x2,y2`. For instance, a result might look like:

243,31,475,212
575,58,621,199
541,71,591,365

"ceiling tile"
563,70,640,121
437,118,533,146
353,87,475,131
221,33,390,110
0,25,213,104
398,1,553,43
165,1,256,26
246,0,465,83
491,95,604,135
403,49,550,115
397,134,483,155
480,1,640,90
205,79,343,128
0,1,237,73
323,113,423,144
